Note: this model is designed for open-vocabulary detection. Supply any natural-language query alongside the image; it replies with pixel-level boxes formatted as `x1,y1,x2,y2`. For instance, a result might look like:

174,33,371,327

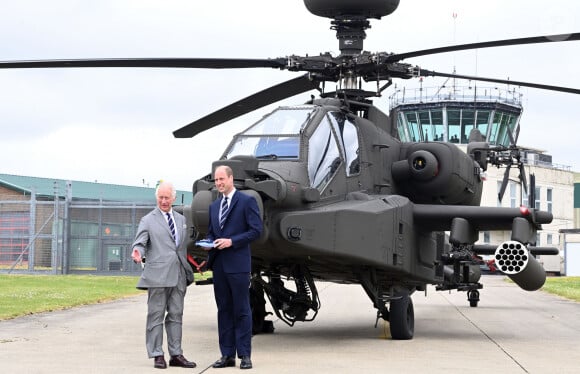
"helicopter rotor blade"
0,57,287,70
386,32,580,62
173,74,320,138
506,124,517,146
519,163,529,195
528,173,536,208
498,163,512,202
419,69,580,95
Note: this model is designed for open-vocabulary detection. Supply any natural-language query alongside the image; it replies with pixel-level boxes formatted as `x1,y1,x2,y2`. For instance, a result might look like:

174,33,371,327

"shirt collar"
159,207,173,216
223,188,236,201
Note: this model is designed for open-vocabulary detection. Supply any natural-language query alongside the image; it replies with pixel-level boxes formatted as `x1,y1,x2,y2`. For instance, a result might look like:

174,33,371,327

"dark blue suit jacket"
206,190,262,273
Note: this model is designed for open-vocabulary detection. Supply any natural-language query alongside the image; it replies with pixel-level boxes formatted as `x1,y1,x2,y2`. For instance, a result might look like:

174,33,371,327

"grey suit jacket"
133,208,194,289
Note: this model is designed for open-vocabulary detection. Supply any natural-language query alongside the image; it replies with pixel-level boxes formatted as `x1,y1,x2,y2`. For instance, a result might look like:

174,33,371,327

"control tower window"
308,115,341,191
490,111,518,147
397,112,409,141
461,109,475,143
404,112,420,142
476,111,490,138
448,109,461,143
430,111,444,141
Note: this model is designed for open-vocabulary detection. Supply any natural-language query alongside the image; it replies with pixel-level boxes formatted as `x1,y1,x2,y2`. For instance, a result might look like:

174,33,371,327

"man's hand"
213,238,232,250
132,248,142,263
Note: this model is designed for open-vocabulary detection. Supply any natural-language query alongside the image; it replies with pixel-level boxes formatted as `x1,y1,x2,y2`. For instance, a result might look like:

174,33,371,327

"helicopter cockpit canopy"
225,106,312,161
224,105,360,192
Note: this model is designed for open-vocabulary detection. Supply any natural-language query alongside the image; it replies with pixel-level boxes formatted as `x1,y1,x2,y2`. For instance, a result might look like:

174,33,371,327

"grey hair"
155,181,176,198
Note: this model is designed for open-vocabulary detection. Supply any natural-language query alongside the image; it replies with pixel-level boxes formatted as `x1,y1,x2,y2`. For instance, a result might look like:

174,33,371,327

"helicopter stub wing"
413,204,552,232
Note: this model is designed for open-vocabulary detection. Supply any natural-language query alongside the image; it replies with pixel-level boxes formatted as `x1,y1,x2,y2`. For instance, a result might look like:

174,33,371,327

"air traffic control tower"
388,82,522,146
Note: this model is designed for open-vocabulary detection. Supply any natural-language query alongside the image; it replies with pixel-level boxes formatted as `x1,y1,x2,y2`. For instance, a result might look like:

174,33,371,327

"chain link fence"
0,191,154,275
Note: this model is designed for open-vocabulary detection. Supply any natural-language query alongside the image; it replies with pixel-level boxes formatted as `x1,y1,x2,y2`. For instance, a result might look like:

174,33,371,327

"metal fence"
0,192,154,275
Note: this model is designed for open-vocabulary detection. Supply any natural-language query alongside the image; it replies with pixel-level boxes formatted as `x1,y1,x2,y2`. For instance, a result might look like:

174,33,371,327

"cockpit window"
328,112,360,176
308,115,341,191
224,107,314,160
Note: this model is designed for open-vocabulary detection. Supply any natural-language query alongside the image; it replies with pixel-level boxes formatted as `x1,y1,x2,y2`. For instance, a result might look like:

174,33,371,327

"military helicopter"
1,0,578,340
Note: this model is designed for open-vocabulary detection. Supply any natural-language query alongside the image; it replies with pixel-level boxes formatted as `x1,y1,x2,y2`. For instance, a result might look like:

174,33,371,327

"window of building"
431,110,444,141
475,110,490,138
509,181,517,208
483,231,490,243
535,186,541,210
461,109,475,143
397,112,409,142
405,112,420,142
547,188,553,214
447,109,461,143
547,234,553,245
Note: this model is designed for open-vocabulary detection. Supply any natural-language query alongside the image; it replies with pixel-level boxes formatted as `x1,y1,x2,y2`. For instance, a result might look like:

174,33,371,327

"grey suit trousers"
146,266,187,358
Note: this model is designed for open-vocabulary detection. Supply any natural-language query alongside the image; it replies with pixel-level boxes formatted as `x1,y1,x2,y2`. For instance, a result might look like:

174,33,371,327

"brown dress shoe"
169,354,196,368
154,356,167,369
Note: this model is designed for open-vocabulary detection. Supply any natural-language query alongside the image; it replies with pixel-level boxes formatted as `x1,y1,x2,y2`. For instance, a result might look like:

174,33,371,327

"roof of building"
0,173,192,204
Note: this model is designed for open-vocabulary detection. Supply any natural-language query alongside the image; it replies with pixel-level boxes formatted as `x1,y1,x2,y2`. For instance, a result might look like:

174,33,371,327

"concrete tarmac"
1,275,579,374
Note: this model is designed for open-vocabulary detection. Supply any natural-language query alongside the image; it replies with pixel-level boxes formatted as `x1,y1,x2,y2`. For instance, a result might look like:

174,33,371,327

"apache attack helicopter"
1,0,579,340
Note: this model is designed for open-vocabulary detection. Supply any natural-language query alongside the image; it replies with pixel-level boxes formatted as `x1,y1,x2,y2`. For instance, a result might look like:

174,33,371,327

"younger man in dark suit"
204,165,263,370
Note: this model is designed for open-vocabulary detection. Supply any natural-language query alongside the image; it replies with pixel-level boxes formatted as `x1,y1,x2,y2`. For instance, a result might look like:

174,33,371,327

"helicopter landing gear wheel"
389,292,414,340
468,289,480,307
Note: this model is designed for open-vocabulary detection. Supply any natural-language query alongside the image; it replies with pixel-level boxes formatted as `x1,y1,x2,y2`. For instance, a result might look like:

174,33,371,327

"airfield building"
0,174,192,274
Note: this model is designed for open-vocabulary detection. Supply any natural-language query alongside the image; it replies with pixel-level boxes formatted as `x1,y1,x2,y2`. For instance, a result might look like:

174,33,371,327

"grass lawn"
542,276,580,302
0,274,143,320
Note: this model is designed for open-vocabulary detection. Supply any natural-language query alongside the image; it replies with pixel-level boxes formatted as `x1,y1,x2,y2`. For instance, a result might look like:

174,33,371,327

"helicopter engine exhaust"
494,241,546,291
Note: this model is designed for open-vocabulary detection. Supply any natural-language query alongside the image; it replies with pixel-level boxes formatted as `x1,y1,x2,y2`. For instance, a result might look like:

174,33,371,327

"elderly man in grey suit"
131,181,196,369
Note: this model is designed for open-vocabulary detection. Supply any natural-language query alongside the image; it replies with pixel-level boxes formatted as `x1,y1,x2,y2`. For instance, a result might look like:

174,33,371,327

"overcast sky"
0,0,578,191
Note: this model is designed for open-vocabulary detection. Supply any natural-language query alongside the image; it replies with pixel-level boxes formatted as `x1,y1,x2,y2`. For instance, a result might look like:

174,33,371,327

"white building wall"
562,233,580,276
468,146,575,274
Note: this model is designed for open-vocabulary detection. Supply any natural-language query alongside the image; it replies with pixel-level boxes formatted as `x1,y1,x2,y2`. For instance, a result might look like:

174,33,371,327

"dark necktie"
166,212,176,243
219,196,229,228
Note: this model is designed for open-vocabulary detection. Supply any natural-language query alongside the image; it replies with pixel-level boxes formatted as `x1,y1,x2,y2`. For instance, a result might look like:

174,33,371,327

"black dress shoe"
212,356,235,368
240,356,252,370
154,356,167,369
169,354,196,368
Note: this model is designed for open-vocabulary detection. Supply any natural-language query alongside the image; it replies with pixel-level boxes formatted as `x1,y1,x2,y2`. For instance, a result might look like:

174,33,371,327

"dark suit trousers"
212,255,252,358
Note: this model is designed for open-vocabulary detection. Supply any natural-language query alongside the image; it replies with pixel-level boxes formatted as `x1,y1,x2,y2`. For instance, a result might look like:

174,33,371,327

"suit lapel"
221,193,238,228
155,208,178,247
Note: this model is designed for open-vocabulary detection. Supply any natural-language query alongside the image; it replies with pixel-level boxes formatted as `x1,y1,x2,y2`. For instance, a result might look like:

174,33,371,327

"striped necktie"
166,212,176,243
219,196,229,228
